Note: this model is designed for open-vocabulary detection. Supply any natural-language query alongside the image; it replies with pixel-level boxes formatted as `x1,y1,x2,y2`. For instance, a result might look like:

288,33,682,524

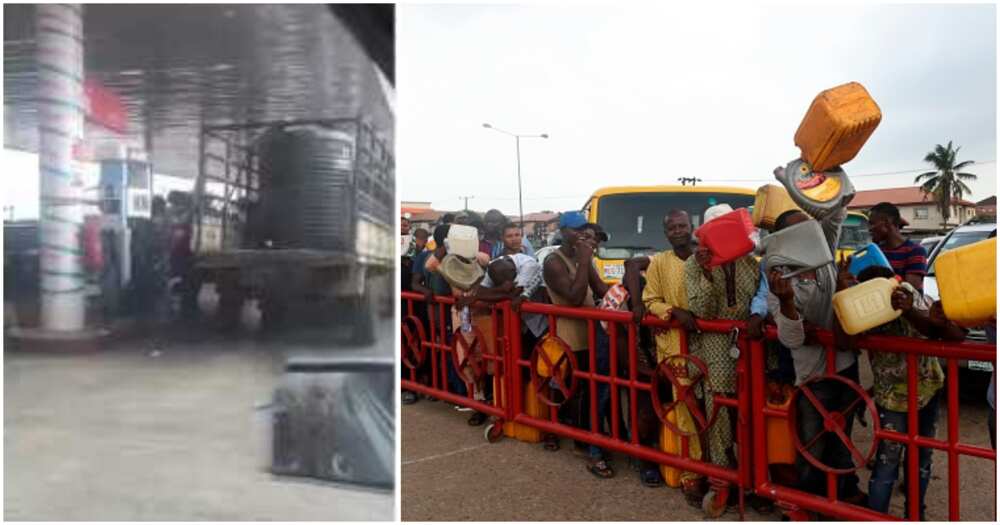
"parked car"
922,222,997,374
919,235,944,256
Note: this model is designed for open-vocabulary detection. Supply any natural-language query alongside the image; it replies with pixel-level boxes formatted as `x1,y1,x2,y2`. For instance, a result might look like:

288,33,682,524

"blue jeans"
868,393,940,520
795,362,863,499
584,326,613,460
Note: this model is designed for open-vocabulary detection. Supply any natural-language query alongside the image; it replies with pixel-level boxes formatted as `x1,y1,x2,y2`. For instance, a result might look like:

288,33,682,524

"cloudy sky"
398,3,997,216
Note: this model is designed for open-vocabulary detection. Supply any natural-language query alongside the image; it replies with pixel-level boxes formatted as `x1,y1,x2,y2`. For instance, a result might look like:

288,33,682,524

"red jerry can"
694,208,755,267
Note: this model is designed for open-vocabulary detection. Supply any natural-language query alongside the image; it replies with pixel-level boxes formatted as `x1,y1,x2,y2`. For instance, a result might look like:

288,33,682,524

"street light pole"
483,123,547,231
515,135,523,229
459,195,474,211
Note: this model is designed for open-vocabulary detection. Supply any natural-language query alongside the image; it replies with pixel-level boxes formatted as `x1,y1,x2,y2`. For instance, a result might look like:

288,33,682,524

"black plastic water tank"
254,126,356,251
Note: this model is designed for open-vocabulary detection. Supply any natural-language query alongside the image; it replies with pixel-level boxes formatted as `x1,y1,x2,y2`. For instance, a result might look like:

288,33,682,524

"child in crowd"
852,266,967,520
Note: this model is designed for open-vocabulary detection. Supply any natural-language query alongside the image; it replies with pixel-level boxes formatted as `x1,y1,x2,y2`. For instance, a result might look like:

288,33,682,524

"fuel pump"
96,144,153,315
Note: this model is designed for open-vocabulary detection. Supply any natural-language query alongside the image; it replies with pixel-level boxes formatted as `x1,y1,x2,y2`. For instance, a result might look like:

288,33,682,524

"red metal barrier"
401,292,509,424
749,327,997,521
510,302,754,517
402,291,997,521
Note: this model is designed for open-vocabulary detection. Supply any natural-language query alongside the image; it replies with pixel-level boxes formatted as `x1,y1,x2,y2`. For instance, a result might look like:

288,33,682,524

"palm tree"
915,141,977,226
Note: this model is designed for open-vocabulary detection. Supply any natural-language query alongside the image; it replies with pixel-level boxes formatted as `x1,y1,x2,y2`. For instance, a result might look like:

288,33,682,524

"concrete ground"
4,310,395,521
402,372,997,521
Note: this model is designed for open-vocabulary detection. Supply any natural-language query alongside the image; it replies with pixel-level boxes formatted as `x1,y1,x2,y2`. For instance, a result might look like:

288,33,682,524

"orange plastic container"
659,410,683,488
832,276,903,335
794,82,882,172
935,237,997,327
495,378,547,443
535,336,569,378
765,384,796,465
751,184,801,229
658,406,703,487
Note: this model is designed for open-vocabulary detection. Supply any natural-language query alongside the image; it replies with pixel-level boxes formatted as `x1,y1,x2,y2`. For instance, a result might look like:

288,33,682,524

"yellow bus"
582,186,872,283
583,185,756,283
838,210,872,260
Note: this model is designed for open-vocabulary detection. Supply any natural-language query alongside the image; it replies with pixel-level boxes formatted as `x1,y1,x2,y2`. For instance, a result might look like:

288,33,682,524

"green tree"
915,141,977,226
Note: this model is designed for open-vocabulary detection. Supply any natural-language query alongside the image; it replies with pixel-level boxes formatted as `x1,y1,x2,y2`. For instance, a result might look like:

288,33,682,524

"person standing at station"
765,204,866,510
500,222,528,256
641,210,704,501
484,209,534,258
850,265,966,520
868,202,928,291
542,211,612,478
682,203,760,517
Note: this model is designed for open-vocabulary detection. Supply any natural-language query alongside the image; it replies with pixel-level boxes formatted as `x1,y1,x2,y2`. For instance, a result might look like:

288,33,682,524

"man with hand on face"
640,210,705,501
542,211,613,478
683,204,761,517
868,201,927,292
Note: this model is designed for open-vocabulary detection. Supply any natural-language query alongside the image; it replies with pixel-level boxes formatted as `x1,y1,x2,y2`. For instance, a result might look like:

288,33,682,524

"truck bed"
195,249,360,270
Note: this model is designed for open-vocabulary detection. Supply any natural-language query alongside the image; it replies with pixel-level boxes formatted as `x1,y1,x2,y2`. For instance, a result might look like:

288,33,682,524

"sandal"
702,486,730,518
682,478,708,508
587,459,615,479
467,412,487,426
543,433,560,452
747,493,774,513
640,466,663,488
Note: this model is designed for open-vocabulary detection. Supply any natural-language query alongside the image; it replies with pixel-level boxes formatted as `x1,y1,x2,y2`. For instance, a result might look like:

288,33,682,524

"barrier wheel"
528,335,579,407
649,354,718,437
484,422,504,443
787,374,879,475
401,315,427,370
452,327,488,385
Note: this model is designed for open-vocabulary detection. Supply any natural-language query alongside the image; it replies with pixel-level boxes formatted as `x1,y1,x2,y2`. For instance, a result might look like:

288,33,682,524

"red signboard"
83,78,127,134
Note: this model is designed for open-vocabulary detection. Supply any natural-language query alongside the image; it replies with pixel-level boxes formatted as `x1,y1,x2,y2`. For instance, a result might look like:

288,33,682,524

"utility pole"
482,123,548,230
459,195,474,211
677,177,702,187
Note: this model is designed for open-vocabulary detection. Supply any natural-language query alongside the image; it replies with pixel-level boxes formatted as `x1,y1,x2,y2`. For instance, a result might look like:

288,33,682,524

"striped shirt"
881,239,928,287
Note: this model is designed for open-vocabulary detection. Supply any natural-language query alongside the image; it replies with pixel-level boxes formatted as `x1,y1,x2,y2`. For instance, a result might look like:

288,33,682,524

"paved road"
402,378,996,521
4,318,394,521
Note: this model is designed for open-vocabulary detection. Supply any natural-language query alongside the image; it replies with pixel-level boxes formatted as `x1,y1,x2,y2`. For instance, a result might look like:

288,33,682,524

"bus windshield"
595,192,755,259
838,213,871,251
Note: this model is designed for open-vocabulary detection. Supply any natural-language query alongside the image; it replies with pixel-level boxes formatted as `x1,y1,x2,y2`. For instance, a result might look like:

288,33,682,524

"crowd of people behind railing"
399,175,997,520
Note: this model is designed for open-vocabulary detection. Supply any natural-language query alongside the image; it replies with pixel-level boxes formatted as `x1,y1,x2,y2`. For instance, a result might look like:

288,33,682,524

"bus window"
594,191,755,259
838,213,871,251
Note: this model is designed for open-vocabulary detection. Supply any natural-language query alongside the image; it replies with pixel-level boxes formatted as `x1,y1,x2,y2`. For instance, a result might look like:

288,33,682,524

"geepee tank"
253,125,357,251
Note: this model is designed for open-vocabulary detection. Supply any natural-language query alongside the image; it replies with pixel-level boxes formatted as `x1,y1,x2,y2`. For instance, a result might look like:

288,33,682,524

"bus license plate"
603,263,624,280
968,360,994,372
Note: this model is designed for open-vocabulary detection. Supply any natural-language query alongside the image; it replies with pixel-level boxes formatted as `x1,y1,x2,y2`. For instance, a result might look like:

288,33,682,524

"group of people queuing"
399,192,996,520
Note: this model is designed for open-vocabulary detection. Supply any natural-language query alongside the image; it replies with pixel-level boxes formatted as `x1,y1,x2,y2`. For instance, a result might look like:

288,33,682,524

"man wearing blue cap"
542,210,614,478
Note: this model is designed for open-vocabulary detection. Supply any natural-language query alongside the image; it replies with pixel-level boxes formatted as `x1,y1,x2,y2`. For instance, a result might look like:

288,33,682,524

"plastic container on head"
762,219,834,278
832,275,902,335
935,237,996,327
751,184,801,230
694,208,755,267
446,224,480,259
848,242,892,277
795,81,882,172
775,159,855,220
